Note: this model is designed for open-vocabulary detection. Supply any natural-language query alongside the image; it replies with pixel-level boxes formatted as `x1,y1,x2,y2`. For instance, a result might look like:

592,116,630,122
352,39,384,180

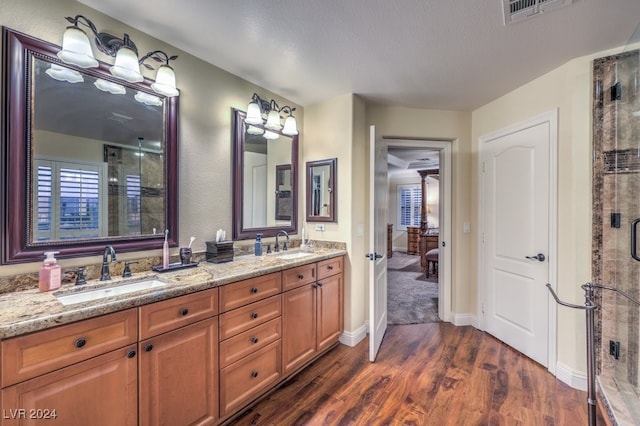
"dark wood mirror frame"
306,158,337,223
1,27,179,264
232,108,298,240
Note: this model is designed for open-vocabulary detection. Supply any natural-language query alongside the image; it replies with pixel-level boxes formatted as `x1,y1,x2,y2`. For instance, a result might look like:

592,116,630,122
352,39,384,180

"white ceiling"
77,0,640,111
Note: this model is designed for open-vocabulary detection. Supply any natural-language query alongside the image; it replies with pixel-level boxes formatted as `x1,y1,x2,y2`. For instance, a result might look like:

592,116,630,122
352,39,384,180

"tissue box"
206,240,234,263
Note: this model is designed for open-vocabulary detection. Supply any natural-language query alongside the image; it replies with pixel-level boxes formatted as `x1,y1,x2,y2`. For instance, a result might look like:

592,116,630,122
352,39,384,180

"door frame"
383,138,452,323
477,109,558,374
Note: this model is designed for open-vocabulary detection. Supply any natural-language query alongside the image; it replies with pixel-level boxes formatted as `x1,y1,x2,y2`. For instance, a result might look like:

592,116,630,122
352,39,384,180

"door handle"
365,252,383,261
525,253,545,262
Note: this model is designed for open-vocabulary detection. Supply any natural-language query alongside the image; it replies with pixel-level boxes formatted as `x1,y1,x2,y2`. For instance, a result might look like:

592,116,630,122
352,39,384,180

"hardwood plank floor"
229,323,605,425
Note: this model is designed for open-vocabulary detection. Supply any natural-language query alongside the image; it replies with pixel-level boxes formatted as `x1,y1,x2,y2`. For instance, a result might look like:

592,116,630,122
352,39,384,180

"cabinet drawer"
219,340,281,417
317,256,343,280
1,309,137,387
139,288,218,340
219,272,281,312
282,263,316,291
219,295,281,340
220,318,281,368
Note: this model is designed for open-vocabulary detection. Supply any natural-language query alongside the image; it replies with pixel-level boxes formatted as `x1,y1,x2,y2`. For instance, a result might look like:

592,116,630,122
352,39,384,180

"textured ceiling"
77,0,640,111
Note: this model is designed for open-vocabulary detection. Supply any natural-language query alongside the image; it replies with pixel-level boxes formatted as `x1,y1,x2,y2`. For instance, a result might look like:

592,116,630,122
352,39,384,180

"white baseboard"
340,322,368,347
556,361,587,391
453,313,475,326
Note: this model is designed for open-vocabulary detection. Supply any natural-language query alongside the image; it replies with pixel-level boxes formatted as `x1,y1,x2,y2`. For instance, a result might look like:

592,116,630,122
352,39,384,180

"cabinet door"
139,318,218,426
1,345,138,426
282,285,316,375
316,273,344,352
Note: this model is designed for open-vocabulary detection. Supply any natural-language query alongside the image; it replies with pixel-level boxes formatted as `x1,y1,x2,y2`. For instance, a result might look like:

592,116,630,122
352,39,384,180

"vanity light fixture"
58,15,179,96
245,93,298,136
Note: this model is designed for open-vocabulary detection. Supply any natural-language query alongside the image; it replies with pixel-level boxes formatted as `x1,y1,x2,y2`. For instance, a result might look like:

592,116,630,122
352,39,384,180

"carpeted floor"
387,251,439,324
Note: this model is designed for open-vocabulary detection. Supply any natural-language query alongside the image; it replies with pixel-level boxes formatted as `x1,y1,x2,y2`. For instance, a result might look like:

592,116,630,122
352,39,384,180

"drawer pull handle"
327,265,334,270
312,284,318,288
75,338,87,348
251,287,259,294
251,336,259,344
251,312,259,319
180,307,189,316
297,274,304,279
251,371,259,378
145,344,154,352
317,282,323,287
127,350,137,358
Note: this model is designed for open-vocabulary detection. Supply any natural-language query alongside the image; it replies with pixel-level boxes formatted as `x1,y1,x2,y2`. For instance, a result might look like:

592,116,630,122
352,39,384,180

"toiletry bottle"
39,251,61,292
255,234,263,256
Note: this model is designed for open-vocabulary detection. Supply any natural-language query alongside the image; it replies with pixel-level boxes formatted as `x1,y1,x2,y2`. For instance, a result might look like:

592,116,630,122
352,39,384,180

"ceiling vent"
503,0,572,25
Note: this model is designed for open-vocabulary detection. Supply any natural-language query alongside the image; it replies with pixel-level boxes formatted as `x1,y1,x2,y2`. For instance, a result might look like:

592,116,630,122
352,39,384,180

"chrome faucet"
274,230,290,252
100,245,117,281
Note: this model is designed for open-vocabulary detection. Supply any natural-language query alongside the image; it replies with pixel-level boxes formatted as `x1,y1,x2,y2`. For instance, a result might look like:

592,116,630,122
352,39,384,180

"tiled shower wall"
593,49,640,424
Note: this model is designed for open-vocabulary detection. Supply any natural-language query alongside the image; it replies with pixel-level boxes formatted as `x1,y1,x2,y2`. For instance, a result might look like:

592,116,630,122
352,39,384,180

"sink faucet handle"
283,241,288,251
266,244,272,254
75,267,87,286
122,261,138,278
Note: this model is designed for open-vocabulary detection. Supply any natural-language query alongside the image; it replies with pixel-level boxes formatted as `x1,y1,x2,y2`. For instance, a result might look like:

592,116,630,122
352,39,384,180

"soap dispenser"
255,234,263,256
39,251,61,292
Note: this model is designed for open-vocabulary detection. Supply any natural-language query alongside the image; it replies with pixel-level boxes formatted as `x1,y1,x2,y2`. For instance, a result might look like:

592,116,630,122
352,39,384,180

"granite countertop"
0,248,346,340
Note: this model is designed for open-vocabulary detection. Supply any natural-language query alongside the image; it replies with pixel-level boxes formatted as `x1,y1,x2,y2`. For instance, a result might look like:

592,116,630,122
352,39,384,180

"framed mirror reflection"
1,28,179,264
306,158,337,223
232,108,298,240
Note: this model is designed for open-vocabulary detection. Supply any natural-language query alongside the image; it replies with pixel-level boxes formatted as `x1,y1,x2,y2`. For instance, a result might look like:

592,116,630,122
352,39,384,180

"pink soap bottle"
39,251,61,292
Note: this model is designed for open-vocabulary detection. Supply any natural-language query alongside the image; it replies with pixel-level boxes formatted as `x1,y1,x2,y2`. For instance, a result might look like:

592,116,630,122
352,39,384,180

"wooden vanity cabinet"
138,288,219,426
1,309,138,426
218,273,283,419
282,256,344,375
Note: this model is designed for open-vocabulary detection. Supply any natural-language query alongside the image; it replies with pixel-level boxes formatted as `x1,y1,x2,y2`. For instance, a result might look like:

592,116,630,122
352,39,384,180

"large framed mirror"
1,28,179,264
232,108,298,240
306,158,337,223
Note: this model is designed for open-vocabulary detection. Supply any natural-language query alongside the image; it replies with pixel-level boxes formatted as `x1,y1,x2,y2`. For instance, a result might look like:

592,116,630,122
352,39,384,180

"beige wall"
0,0,303,275
471,47,623,374
302,94,368,335
366,106,474,316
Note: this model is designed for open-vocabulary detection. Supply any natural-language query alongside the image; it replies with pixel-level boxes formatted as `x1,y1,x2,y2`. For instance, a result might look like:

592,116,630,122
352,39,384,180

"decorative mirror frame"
232,108,298,239
306,158,337,223
1,27,179,264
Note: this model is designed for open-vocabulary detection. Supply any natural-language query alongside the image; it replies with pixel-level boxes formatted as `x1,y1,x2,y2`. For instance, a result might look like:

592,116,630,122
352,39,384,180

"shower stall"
593,22,640,424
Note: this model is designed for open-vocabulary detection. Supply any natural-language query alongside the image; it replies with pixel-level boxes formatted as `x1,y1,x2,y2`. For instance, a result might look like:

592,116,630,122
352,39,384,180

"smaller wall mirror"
306,158,337,223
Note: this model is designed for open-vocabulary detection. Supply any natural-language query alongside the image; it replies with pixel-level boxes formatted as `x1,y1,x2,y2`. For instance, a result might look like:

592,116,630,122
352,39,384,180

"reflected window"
34,159,107,241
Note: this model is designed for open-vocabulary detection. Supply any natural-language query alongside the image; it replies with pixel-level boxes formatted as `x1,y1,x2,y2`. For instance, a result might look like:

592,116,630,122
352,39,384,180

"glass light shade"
246,125,265,135
57,26,98,68
263,130,280,140
94,78,126,94
45,64,84,83
109,46,143,83
135,91,163,106
282,116,299,135
265,110,282,131
150,65,179,97
245,102,263,125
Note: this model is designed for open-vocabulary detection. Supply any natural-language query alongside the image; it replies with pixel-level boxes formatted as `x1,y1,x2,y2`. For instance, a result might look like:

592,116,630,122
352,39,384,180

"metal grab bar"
546,282,640,426
632,218,640,261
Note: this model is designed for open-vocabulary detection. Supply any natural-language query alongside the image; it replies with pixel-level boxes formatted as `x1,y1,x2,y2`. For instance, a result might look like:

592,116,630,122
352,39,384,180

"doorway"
384,139,452,324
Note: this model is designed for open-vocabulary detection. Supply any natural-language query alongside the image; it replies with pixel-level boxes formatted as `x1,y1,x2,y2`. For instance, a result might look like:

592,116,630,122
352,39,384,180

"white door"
480,113,556,367
368,126,388,361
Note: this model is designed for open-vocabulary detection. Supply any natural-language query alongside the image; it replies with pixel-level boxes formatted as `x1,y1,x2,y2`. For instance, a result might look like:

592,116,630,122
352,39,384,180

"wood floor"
229,323,605,425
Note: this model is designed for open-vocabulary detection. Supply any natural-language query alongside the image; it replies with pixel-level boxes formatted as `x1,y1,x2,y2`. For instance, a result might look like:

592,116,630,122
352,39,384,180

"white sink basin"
55,279,168,306
276,251,314,260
